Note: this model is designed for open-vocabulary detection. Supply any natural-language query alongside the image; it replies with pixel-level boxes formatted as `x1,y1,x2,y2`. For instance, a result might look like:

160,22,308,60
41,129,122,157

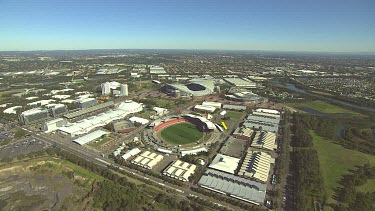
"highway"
20,127,245,211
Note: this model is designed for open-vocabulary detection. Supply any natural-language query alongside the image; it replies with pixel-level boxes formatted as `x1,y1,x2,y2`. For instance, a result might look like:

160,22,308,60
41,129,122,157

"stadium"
162,79,215,97
153,114,216,146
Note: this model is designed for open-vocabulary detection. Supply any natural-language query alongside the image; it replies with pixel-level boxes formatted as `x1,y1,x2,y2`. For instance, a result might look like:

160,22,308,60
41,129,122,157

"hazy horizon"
1,0,374,52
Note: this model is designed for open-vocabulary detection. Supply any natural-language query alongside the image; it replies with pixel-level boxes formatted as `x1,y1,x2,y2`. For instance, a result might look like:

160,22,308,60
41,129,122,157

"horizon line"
0,48,375,55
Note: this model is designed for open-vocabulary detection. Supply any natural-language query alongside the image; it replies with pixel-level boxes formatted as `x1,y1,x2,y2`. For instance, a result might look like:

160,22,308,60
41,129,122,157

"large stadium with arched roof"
162,79,215,97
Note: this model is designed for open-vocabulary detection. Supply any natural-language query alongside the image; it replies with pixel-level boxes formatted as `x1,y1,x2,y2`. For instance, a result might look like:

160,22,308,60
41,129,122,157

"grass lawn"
88,137,111,147
288,101,362,116
311,131,375,205
226,111,243,119
357,179,375,193
160,122,203,145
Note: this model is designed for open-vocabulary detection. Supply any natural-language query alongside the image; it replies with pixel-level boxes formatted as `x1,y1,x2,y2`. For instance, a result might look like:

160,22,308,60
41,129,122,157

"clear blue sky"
0,0,374,52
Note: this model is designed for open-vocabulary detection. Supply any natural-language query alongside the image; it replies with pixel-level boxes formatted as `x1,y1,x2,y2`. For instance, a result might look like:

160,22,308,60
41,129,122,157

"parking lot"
0,138,50,159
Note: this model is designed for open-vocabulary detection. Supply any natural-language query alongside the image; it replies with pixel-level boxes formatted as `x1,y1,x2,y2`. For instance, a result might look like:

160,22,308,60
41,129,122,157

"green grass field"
226,111,243,119
288,101,361,115
160,122,203,145
311,131,375,206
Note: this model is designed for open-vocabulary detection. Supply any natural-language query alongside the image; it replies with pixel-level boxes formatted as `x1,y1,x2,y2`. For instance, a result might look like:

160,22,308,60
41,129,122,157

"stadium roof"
209,154,240,174
167,79,215,96
73,130,109,145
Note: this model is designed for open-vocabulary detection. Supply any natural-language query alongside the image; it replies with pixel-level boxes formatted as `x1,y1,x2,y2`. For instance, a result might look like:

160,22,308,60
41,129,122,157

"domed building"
162,79,215,97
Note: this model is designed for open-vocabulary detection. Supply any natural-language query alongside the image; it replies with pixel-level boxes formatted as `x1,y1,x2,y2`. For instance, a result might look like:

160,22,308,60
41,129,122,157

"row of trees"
289,113,326,211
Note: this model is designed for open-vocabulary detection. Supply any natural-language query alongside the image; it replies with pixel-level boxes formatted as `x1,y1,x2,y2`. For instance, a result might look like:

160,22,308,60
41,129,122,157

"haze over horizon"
0,0,374,52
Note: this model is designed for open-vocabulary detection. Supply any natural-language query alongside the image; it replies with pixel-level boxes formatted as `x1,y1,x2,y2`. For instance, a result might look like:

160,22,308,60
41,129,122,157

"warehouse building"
224,78,257,88
19,108,49,125
223,104,247,111
198,169,266,205
131,151,164,169
253,108,280,119
121,148,141,160
225,91,267,103
208,154,240,174
251,131,277,151
243,120,279,133
163,160,197,182
246,114,280,125
238,151,274,183
42,118,68,133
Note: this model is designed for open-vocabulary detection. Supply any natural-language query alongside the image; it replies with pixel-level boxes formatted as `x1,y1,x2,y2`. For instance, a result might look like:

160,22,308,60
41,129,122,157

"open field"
287,101,362,116
160,122,203,145
311,131,375,206
0,157,101,210
226,111,243,119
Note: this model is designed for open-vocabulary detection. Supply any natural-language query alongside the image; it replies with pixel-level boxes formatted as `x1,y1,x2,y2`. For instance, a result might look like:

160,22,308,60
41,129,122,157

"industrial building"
233,127,255,141
163,160,197,182
113,120,135,133
208,154,240,174
238,151,274,183
19,108,49,125
242,120,279,133
194,104,217,113
121,148,141,160
223,104,247,111
149,66,167,74
253,108,280,119
224,78,257,88
198,169,267,205
251,131,277,151
59,100,143,137
77,98,97,108
42,118,68,133
246,114,280,125
225,91,268,103
73,130,109,145
131,151,164,169
202,101,222,108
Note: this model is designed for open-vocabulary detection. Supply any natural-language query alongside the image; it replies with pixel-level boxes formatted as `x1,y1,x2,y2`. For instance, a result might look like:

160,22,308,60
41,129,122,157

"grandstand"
154,118,188,132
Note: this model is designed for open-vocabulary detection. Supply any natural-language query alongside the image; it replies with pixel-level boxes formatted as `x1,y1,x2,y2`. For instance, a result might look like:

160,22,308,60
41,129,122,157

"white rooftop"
209,154,240,174
73,130,109,145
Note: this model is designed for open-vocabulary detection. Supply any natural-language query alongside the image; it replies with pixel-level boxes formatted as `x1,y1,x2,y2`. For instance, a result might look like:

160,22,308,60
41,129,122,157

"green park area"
160,122,203,145
288,101,362,116
311,131,375,206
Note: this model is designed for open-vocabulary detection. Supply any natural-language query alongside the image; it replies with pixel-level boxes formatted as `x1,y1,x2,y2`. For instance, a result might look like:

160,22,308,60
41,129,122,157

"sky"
0,0,374,52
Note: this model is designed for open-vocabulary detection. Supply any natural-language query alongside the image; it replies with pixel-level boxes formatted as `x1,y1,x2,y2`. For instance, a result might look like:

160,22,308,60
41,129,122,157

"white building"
120,84,129,96
42,118,68,133
238,151,274,183
163,160,196,182
131,151,164,169
121,148,141,160
73,130,109,145
208,154,240,174
101,82,111,95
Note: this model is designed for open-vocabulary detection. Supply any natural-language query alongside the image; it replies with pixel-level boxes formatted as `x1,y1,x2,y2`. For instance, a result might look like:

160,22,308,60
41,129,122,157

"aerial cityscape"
0,1,374,211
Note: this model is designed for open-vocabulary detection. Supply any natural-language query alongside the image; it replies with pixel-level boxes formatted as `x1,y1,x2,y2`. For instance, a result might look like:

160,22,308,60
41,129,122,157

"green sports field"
160,122,203,145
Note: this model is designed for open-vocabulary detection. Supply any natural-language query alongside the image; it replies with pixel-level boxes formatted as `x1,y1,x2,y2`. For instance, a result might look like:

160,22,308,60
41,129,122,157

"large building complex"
59,100,143,137
19,108,49,125
251,131,277,151
163,160,196,182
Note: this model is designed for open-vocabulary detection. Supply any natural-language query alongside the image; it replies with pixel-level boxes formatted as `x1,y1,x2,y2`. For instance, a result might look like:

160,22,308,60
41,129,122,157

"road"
20,127,245,211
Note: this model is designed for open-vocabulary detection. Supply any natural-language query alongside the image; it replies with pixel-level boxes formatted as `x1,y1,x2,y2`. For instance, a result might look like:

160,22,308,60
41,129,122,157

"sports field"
311,131,375,205
160,122,203,145
287,101,362,115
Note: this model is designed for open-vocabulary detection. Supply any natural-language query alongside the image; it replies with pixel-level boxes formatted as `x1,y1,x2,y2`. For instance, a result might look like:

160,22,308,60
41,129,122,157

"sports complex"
153,114,217,146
